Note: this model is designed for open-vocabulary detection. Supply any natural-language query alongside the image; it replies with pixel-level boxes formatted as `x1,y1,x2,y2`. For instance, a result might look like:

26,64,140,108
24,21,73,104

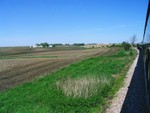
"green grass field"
0,49,137,113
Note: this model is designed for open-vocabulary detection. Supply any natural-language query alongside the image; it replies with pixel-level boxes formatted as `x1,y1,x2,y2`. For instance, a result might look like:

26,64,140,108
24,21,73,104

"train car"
138,0,150,110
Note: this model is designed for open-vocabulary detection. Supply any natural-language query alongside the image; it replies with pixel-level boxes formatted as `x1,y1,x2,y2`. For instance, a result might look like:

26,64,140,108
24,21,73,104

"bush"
40,42,49,48
73,43,85,46
122,41,131,51
129,51,133,56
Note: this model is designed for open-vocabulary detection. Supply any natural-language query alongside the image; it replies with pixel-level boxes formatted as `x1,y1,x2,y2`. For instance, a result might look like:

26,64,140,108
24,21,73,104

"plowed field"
0,47,118,91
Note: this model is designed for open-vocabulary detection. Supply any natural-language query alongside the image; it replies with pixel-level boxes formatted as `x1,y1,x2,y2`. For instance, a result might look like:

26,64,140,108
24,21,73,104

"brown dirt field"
0,47,119,91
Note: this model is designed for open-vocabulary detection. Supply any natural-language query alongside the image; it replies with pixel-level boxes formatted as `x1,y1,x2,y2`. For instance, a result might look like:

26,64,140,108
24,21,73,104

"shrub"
40,42,49,48
115,50,128,57
129,51,133,56
122,41,131,51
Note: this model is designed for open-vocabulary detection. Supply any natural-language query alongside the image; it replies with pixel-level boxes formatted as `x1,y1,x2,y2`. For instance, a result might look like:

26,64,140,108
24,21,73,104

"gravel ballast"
106,49,148,113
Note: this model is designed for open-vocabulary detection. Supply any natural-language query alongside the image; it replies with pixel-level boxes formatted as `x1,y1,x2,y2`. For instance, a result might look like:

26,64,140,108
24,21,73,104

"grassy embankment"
0,48,137,113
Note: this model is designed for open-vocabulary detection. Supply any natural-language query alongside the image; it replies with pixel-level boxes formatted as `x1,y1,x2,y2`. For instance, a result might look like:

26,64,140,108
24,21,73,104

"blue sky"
0,0,149,46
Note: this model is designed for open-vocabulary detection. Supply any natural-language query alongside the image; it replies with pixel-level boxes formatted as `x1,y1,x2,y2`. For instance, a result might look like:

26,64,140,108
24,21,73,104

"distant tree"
52,44,56,47
52,43,63,47
36,43,40,47
73,43,85,46
122,41,131,51
111,43,116,47
40,42,49,48
130,35,137,46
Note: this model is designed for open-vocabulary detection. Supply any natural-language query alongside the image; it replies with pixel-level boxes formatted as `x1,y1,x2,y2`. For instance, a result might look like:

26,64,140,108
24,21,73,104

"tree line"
35,43,85,48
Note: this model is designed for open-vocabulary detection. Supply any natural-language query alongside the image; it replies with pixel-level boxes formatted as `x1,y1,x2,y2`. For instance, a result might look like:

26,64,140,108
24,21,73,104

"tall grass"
56,76,113,98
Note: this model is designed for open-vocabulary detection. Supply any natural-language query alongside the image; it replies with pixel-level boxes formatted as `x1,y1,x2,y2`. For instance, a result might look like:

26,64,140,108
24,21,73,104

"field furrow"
0,47,118,91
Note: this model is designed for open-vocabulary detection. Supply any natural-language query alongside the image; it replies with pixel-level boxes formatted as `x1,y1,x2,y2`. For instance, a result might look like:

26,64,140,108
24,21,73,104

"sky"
0,0,149,46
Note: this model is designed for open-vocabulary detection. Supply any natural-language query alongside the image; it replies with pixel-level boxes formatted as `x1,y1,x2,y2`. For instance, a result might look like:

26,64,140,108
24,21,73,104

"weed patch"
56,76,113,98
